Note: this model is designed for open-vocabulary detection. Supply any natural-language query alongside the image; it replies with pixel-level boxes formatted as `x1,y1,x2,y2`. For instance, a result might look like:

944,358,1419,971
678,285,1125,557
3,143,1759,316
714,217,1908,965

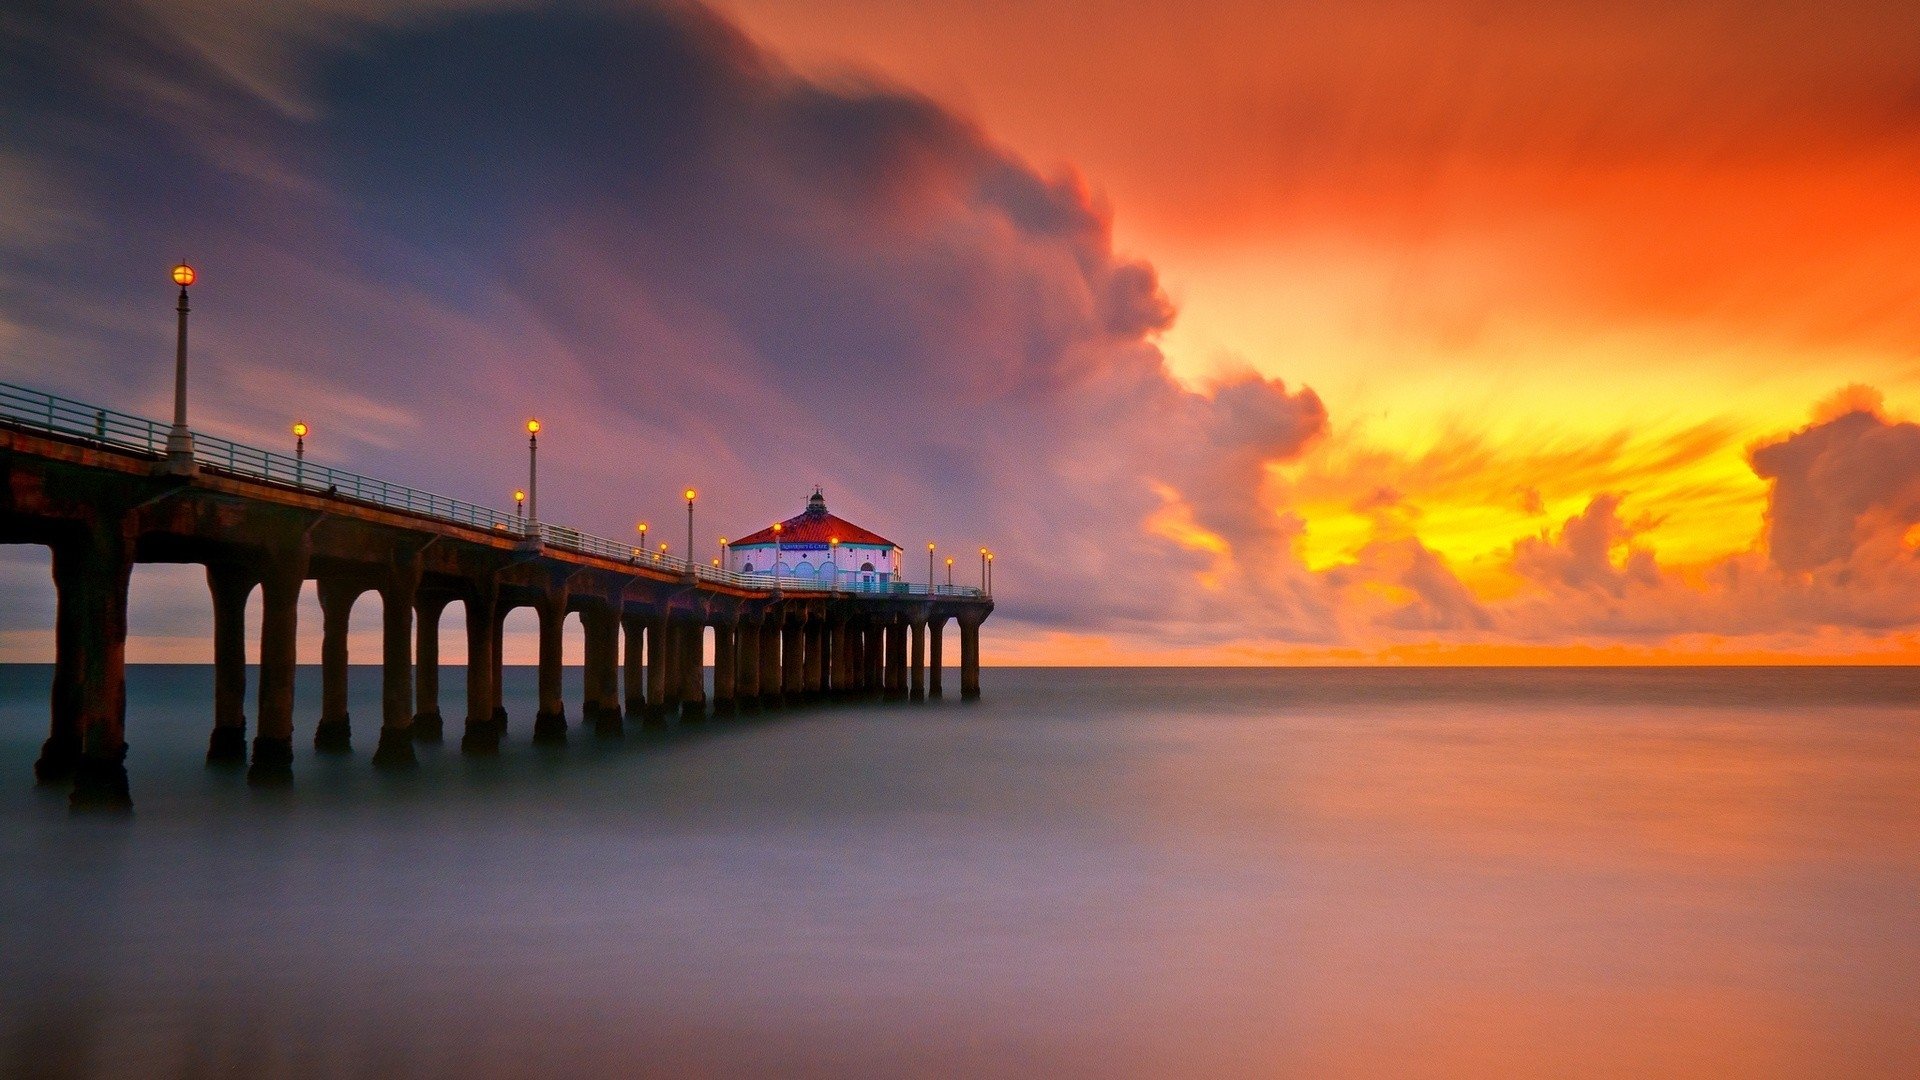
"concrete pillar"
314,577,360,753
644,613,670,723
39,529,135,811
782,618,803,706
737,613,761,709
622,612,647,718
909,618,926,702
803,617,825,698
712,619,737,716
867,623,885,694
412,594,449,742
489,601,509,730
759,617,783,707
249,550,306,786
583,605,622,737
847,620,866,695
928,615,946,698
831,618,851,697
885,621,908,701
960,616,982,700
819,619,836,697
677,618,706,721
205,562,255,764
372,567,419,770
533,590,567,744
462,592,501,755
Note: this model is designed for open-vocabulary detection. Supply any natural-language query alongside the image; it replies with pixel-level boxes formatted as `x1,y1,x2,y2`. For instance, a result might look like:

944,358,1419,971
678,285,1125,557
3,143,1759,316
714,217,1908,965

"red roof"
732,491,897,548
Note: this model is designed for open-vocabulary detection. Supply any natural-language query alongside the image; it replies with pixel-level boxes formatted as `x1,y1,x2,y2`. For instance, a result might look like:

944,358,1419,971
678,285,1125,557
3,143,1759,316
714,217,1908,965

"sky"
3,0,1920,664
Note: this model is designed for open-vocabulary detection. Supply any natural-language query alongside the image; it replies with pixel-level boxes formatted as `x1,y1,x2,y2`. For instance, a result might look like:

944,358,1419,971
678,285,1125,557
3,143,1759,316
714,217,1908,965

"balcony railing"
0,381,987,599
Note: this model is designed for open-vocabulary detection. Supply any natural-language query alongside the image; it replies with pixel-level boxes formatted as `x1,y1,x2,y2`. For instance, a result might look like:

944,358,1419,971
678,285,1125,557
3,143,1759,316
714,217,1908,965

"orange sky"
710,0,1920,663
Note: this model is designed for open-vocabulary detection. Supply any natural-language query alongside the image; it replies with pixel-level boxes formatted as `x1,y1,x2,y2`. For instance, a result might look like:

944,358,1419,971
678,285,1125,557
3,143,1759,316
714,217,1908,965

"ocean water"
1,665,1917,1078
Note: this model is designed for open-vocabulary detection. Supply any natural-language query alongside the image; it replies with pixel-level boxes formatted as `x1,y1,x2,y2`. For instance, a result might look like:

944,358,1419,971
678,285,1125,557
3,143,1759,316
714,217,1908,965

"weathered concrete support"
736,611,761,709
583,605,622,737
831,617,851,697
885,620,908,701
205,562,255,764
646,612,672,724
462,590,501,755
959,614,983,700
532,590,568,744
677,617,706,721
867,622,885,695
38,528,135,811
848,620,867,695
803,616,825,698
372,565,419,770
412,594,450,742
712,619,737,716
622,612,647,718
819,619,836,697
781,617,804,706
489,601,509,730
313,577,361,753
928,615,946,698
909,618,926,702
249,547,307,786
759,617,783,707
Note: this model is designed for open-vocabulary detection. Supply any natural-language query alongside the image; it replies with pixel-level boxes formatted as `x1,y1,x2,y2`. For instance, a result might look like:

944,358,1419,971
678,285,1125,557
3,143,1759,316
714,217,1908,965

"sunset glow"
4,0,1919,664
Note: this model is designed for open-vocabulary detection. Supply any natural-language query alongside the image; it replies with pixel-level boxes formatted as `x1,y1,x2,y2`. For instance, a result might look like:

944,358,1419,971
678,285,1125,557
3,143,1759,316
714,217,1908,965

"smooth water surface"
2,666,1917,1077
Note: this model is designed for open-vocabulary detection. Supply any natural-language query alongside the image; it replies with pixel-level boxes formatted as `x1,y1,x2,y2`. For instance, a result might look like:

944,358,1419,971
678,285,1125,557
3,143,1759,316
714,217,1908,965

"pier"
0,382,991,811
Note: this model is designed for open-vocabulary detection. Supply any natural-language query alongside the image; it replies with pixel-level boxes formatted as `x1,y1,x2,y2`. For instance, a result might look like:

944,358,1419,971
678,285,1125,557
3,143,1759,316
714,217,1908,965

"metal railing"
0,380,987,599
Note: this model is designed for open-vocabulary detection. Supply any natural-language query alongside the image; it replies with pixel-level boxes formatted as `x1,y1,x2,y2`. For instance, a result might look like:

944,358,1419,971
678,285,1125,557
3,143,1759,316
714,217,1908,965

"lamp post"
684,489,697,577
927,542,935,593
980,547,988,591
636,521,648,557
719,537,729,570
987,551,994,597
658,542,668,562
945,557,954,587
514,489,525,529
772,521,784,591
166,262,196,469
292,421,307,488
525,419,540,532
829,536,839,589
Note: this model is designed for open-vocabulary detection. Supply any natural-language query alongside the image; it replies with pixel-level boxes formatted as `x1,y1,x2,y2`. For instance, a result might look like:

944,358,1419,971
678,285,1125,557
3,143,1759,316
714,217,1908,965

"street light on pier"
684,489,697,577
292,422,307,488
928,542,936,592
772,521,784,591
166,262,196,470
980,547,988,591
946,556,954,587
987,550,994,596
636,521,648,555
719,537,729,569
525,419,541,532
514,489,525,527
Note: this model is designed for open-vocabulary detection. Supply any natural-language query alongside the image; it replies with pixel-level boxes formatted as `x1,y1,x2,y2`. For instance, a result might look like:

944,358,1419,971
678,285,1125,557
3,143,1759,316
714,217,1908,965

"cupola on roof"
730,489,897,548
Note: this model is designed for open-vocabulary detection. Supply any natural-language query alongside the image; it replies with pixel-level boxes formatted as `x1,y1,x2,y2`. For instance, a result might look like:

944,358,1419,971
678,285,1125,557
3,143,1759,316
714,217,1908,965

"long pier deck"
0,383,991,810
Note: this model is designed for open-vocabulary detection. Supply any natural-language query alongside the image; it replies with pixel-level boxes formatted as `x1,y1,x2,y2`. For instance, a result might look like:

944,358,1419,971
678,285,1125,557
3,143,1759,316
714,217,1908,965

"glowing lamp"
526,419,540,435
685,488,697,502
292,422,308,439
513,489,525,503
171,263,195,287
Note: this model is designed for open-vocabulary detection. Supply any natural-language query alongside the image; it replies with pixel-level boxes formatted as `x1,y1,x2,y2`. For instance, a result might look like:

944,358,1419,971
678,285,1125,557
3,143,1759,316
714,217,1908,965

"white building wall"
727,542,899,580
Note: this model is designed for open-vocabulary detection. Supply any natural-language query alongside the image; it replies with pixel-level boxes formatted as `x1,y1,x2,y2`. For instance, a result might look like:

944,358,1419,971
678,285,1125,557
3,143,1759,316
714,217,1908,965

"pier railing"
0,381,986,599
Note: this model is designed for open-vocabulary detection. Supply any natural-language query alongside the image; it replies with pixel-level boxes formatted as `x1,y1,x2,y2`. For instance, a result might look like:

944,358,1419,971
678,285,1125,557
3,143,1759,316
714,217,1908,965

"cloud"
1750,406,1920,574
